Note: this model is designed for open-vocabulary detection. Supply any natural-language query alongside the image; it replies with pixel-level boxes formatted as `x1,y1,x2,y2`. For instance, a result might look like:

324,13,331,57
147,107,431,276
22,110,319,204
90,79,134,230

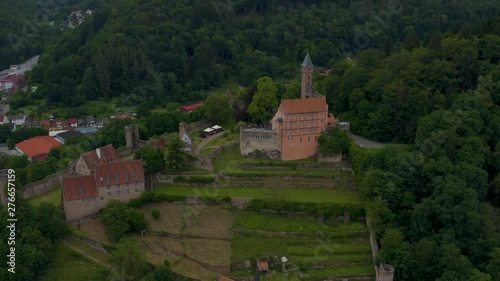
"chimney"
96,148,101,159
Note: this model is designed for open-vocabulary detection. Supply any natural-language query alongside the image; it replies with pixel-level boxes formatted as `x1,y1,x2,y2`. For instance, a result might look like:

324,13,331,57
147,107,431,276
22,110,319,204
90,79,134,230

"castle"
240,54,336,161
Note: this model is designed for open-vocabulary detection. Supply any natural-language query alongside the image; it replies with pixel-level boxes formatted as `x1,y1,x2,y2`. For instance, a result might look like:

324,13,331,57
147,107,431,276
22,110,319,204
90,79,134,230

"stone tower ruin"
125,124,140,149
377,263,395,281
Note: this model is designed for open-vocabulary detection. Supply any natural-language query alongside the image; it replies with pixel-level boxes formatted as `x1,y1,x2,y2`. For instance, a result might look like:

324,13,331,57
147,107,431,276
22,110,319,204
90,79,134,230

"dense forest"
345,17,500,280
19,0,499,110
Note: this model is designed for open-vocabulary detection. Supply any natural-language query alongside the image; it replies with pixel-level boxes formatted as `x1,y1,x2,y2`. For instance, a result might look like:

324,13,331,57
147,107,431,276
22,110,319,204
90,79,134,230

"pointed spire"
301,53,313,67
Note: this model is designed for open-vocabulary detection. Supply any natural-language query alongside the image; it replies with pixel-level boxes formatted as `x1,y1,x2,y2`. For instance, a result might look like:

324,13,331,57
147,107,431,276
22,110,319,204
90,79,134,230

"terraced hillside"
151,144,374,280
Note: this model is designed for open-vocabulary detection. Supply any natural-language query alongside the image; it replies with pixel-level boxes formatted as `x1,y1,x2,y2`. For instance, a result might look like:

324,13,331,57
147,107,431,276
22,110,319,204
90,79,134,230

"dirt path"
193,131,225,156
62,240,112,268
348,132,387,148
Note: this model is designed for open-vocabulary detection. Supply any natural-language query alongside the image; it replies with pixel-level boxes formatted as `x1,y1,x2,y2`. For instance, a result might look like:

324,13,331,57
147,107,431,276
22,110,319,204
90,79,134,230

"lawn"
234,211,368,233
154,185,361,204
27,186,62,207
203,132,239,149
231,232,372,263
41,243,111,281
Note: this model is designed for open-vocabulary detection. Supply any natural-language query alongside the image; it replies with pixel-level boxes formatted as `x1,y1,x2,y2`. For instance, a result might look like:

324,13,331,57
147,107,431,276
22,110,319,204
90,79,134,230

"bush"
151,208,160,220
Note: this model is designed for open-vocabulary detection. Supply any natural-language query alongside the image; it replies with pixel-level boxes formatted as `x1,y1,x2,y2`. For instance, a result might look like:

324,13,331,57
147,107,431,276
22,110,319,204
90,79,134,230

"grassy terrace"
41,243,111,281
27,186,62,207
234,212,368,233
153,185,361,204
230,211,374,280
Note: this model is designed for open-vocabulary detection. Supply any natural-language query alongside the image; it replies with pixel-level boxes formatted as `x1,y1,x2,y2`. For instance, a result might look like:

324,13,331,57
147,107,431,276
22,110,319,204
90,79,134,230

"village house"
23,121,40,128
11,114,26,126
63,145,145,221
110,112,136,120
0,114,8,125
180,102,204,113
74,144,119,175
0,73,25,93
15,135,62,161
240,54,336,161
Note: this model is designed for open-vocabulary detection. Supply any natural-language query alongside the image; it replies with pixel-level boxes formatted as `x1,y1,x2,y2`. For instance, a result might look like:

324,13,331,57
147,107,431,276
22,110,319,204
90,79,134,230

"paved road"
348,132,387,148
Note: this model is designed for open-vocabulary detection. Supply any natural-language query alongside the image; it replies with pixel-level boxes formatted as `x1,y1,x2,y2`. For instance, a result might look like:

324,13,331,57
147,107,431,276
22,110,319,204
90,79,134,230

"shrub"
151,208,160,220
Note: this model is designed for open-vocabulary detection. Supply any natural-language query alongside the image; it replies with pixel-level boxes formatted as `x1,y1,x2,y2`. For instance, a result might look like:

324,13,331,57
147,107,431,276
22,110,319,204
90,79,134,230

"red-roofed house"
63,158,145,221
63,175,98,221
75,144,119,175
0,114,8,125
0,74,25,92
180,102,204,113
15,136,62,160
68,118,78,128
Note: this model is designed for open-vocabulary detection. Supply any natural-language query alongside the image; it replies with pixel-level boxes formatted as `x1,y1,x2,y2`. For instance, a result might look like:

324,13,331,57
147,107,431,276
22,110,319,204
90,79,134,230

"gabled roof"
16,136,61,158
280,97,327,114
180,102,204,111
95,159,144,187
0,74,21,83
80,144,119,173
63,175,98,201
257,260,269,271
301,53,314,67
11,114,25,120
67,118,78,124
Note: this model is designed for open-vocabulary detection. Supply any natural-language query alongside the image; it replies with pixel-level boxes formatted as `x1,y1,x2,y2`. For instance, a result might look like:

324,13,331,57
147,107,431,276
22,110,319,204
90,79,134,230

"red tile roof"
81,144,119,173
63,175,98,201
95,159,144,187
16,136,62,158
257,260,269,271
0,114,6,122
67,118,77,124
0,74,21,83
281,97,327,114
180,102,204,112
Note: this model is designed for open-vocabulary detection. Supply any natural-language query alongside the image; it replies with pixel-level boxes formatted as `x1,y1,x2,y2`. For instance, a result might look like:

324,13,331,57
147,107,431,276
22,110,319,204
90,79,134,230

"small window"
117,184,120,188
117,190,120,195
135,188,139,192
135,182,139,186
300,137,302,143
79,187,84,195
134,172,138,179
308,137,310,142
107,185,111,189
126,189,130,193
115,174,120,181
100,197,104,200
126,184,129,187
106,176,110,182
125,173,129,181
107,192,111,196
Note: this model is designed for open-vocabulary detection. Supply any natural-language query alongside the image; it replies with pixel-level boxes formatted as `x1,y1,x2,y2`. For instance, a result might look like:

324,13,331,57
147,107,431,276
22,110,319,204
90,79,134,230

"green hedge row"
128,192,187,208
246,199,365,218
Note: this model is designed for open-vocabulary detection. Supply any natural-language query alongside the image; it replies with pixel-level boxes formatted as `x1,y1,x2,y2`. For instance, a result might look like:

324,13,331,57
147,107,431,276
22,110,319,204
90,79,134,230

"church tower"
301,53,314,99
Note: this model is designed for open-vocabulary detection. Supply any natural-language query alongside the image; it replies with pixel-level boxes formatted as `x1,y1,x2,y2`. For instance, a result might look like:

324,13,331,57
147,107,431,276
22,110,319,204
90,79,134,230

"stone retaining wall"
21,169,69,200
